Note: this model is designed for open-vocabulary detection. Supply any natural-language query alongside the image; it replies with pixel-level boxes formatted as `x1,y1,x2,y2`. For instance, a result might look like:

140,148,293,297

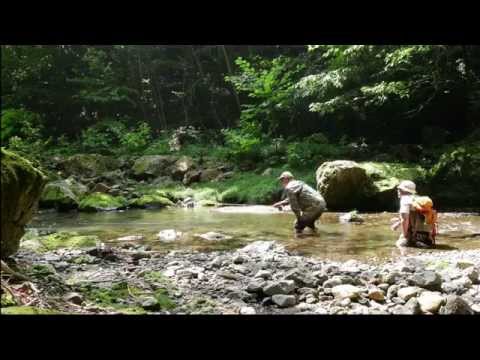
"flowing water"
28,206,480,263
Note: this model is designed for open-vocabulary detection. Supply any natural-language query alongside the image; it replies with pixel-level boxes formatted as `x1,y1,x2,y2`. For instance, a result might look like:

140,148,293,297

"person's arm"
273,198,289,208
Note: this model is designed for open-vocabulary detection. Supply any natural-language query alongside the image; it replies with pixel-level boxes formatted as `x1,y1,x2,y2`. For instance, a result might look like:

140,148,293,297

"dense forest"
2,45,480,316
2,45,480,207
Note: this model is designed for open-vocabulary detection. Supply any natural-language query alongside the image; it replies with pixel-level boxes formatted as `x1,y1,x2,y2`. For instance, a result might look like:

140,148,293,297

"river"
28,206,480,263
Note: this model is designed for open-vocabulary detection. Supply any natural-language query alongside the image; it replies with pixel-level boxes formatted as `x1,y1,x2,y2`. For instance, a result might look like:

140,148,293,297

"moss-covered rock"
128,194,174,209
316,160,374,211
359,162,428,210
78,192,128,212
131,155,178,180
62,154,121,178
171,156,196,180
39,177,87,211
1,148,47,259
36,231,99,250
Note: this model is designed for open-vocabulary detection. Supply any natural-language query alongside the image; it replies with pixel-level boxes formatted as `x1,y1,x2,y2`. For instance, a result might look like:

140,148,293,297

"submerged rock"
195,232,233,242
157,229,183,242
116,235,145,242
339,211,365,224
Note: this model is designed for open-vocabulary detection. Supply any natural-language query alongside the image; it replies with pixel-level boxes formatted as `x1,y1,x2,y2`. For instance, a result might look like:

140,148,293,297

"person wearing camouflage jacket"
273,171,327,234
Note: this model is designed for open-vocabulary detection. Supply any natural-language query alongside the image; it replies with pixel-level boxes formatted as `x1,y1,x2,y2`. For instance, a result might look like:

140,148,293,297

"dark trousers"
294,209,324,232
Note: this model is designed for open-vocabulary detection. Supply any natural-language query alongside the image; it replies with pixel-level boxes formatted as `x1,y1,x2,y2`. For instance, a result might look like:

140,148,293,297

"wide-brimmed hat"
397,180,416,194
278,171,294,180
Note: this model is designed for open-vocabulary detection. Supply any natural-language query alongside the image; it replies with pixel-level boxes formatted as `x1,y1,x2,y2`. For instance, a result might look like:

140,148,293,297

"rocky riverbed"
2,241,479,315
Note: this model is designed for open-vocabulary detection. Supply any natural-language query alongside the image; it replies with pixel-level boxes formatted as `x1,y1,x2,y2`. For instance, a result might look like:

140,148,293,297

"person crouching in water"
273,171,327,236
391,180,436,251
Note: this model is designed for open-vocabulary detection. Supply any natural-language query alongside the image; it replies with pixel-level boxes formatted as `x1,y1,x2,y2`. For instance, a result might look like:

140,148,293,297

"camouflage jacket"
283,180,326,216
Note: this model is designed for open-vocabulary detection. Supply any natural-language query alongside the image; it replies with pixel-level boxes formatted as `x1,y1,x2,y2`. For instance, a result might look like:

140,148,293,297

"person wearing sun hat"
392,180,418,248
273,171,327,235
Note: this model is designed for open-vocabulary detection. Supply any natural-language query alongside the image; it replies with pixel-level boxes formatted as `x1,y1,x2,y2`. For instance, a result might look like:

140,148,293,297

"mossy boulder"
359,162,428,211
170,156,196,180
79,192,128,212
62,154,121,178
200,168,223,182
316,160,374,211
1,148,47,259
35,231,99,250
129,194,175,209
39,178,88,211
132,155,178,180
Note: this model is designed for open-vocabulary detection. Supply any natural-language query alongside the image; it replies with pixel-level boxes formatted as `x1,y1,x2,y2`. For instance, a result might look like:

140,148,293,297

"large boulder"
1,149,47,258
359,162,427,211
132,155,178,180
78,192,128,212
62,154,121,178
39,177,88,211
316,160,428,211
200,168,223,182
129,194,175,209
316,161,374,210
170,156,196,181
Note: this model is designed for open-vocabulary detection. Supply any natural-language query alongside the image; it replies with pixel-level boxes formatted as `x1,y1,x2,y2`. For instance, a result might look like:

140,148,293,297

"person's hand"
391,220,401,231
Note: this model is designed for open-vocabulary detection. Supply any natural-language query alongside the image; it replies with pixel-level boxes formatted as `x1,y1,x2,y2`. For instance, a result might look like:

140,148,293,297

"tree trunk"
220,45,241,114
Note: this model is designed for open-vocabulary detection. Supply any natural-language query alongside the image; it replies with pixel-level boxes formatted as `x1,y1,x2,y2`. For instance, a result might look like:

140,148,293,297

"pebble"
368,288,385,302
239,306,256,315
272,294,296,308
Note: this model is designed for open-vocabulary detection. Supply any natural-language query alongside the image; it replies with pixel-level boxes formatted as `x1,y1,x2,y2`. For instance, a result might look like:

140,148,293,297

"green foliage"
1,108,41,143
286,133,347,168
430,142,480,181
144,136,171,155
1,109,50,162
221,127,264,165
80,119,152,155
226,56,305,134
119,122,152,153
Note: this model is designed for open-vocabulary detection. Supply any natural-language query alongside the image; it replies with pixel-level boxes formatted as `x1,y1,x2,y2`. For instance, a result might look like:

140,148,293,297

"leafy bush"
222,127,264,165
80,119,151,155
80,119,126,154
119,122,151,154
144,137,171,155
286,133,345,168
1,108,43,144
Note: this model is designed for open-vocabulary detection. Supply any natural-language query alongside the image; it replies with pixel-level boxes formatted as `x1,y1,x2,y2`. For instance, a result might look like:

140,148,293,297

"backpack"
409,195,438,246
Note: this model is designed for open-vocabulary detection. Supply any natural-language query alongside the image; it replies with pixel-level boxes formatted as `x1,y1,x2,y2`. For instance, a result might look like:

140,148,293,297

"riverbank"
2,241,479,315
